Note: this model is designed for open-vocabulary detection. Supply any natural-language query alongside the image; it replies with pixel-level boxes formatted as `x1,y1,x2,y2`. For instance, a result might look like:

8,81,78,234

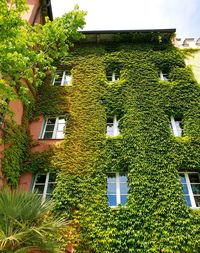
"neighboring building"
0,0,53,189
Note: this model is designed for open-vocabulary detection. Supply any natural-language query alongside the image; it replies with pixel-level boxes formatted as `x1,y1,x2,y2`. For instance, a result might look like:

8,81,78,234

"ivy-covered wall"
45,33,200,252
8,32,200,252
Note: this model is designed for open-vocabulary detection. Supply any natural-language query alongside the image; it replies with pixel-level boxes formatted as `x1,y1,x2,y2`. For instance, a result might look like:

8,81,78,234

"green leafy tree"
0,189,66,252
0,0,86,114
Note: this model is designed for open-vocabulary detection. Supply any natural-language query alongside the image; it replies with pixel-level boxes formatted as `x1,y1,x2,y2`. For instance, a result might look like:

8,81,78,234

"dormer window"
107,70,120,82
53,70,72,86
170,116,182,137
160,71,168,81
106,116,120,137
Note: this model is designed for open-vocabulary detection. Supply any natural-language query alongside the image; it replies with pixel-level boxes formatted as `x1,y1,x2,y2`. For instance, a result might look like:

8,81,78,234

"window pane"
34,185,45,194
47,183,55,194
120,183,129,194
182,184,189,194
58,118,65,124
107,173,116,183
194,196,200,207
49,173,56,182
107,183,116,194
45,125,55,131
107,125,114,136
180,174,186,183
108,195,117,206
63,75,72,85
120,195,128,205
184,195,192,207
119,174,127,182
47,118,56,124
55,131,64,139
189,173,200,183
191,184,200,194
44,132,53,139
35,175,46,183
57,123,65,131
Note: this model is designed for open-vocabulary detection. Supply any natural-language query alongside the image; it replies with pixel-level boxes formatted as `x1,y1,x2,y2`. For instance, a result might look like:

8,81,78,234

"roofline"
80,29,176,34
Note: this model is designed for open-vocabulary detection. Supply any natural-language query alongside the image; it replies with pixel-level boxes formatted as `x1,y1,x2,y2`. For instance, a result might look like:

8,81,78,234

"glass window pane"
120,195,127,205
45,125,55,131
119,174,127,182
182,184,189,194
194,196,200,207
180,174,186,183
107,183,116,194
57,123,65,131
58,118,65,124
64,75,72,85
189,173,200,183
184,195,192,207
107,173,116,183
55,131,64,139
107,125,114,136
44,132,53,139
47,183,55,194
108,195,117,206
120,183,129,194
34,185,45,194
49,173,56,182
47,118,56,124
35,175,46,183
191,184,200,194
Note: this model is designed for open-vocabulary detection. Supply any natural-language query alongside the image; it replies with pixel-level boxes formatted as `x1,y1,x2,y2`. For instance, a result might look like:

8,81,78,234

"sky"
51,0,200,38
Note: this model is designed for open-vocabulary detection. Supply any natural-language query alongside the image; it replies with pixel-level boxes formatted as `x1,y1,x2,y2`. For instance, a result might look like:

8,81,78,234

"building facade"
1,4,200,251
20,30,200,252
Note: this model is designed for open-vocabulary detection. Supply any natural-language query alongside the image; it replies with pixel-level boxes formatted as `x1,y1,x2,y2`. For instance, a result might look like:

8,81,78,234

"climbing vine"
49,33,200,252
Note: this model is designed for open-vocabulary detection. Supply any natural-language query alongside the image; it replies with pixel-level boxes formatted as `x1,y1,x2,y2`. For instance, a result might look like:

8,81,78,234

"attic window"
160,71,168,81
170,116,182,137
106,116,120,137
107,70,120,82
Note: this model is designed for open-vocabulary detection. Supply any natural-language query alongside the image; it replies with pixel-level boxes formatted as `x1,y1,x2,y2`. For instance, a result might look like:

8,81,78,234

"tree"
0,189,66,252
0,0,86,115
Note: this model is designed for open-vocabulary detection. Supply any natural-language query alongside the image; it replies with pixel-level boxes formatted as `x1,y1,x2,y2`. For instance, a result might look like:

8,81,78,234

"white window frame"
160,71,168,81
106,116,120,137
170,116,182,137
107,172,128,208
179,172,200,208
53,71,72,86
111,71,120,81
40,116,66,139
32,172,56,203
107,70,120,82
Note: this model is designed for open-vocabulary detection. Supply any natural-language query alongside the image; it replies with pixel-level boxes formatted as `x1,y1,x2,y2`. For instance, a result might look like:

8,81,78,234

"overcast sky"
51,0,200,38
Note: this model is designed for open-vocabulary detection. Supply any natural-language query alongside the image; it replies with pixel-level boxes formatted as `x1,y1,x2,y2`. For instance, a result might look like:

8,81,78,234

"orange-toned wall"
22,0,41,25
0,0,44,190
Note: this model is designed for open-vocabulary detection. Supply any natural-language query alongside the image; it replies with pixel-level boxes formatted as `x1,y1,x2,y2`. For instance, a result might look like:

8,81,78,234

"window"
53,70,72,86
160,71,168,81
106,116,120,137
180,172,200,208
40,117,66,139
170,116,182,137
106,70,120,82
107,173,129,207
32,173,56,203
